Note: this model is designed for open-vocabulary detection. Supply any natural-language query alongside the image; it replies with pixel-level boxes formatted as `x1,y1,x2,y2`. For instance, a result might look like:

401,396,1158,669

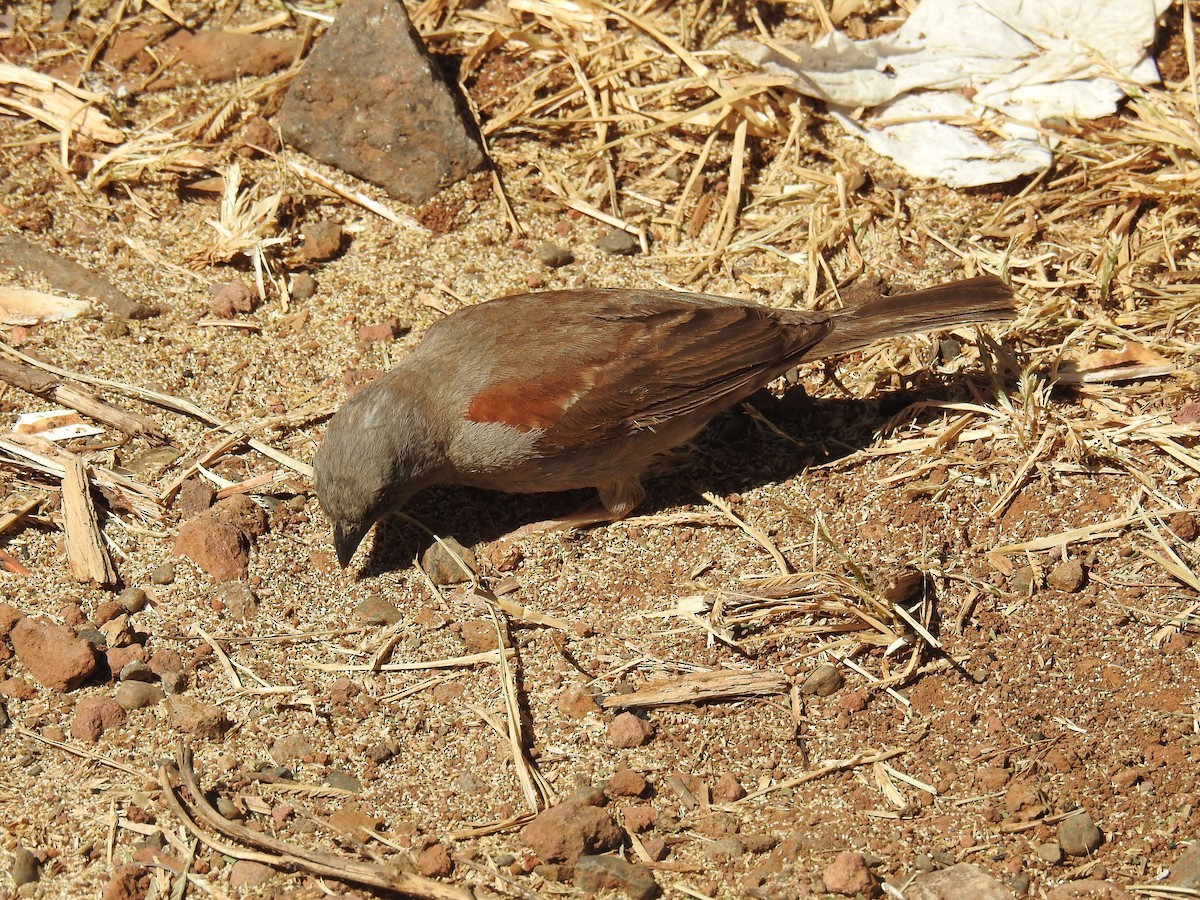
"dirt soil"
1,1,1199,899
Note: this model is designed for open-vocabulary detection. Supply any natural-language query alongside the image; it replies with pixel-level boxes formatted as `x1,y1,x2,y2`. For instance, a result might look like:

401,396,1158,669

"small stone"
1048,559,1086,592
150,562,176,584
706,836,745,860
238,115,280,157
353,595,403,625
11,847,39,887
325,770,362,792
101,865,146,900
416,842,454,877
11,617,97,692
711,772,746,803
608,712,655,748
115,681,164,710
460,619,499,653
291,272,317,300
297,220,346,262
118,588,149,614
452,771,484,794
422,537,477,585
228,860,275,887
72,696,127,742
800,662,844,696
608,767,647,798
535,241,573,268
642,837,668,861
597,228,640,255
1168,512,1198,542
906,863,1010,900
520,801,622,864
976,766,1010,790
1036,842,1064,865
357,317,408,343
1004,782,1049,822
216,582,259,621
209,281,258,318
823,851,879,897
0,602,22,637
1011,566,1038,595
177,478,217,518
1058,810,1103,856
575,854,660,900
271,733,316,763
168,696,230,739
557,682,600,719
1167,837,1200,888
148,649,184,676
0,677,36,700
621,804,656,832
160,671,188,694
278,0,486,204
365,742,395,764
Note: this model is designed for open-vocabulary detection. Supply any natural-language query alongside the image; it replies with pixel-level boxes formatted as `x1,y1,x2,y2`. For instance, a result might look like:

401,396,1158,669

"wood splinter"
61,453,118,586
0,355,163,439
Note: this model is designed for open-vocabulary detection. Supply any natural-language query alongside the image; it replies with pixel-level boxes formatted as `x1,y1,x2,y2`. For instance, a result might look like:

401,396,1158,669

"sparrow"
314,276,1015,567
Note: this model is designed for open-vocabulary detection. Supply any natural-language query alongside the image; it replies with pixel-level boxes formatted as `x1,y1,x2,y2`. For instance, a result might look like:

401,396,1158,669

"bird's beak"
333,521,369,569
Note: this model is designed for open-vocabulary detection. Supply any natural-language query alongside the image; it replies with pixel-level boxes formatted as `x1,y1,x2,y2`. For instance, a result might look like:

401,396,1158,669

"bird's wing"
451,290,832,453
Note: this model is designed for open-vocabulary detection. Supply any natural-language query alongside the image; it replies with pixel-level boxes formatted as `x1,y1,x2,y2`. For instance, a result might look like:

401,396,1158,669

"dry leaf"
1059,341,1174,383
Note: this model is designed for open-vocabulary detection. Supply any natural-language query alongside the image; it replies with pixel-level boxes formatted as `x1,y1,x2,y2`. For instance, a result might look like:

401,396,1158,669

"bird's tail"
797,275,1016,361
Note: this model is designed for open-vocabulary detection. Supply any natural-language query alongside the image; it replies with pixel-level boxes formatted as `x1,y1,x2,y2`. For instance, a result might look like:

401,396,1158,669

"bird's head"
313,384,444,568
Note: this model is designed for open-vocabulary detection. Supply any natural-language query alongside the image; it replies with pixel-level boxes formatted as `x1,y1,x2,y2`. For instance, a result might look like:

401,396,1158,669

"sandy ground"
2,1,1200,898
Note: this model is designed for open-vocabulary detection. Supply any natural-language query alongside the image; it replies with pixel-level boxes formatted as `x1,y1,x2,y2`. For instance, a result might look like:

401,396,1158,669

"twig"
0,355,163,438
160,746,473,898
0,340,313,479
600,669,789,709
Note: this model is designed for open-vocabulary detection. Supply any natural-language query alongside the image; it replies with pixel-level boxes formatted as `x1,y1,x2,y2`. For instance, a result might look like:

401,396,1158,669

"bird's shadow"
357,361,1011,577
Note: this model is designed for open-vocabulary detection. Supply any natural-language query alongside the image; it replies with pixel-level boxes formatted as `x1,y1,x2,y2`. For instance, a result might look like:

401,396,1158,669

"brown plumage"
314,275,1015,566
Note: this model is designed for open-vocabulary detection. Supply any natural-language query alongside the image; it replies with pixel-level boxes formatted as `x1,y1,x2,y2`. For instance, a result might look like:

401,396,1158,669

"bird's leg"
502,476,646,540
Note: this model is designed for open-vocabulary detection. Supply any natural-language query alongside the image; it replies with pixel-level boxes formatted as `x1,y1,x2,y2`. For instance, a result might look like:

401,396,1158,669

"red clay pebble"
11,617,97,691
208,281,257,318
519,800,622,864
1048,559,1086,592
608,767,647,797
101,865,148,900
167,695,231,739
71,696,127,741
711,772,747,803
838,689,868,713
357,317,407,343
823,850,879,897
177,478,216,517
608,712,655,747
1168,511,1198,541
1005,781,1049,821
620,804,656,832
0,677,36,700
416,842,454,877
0,602,22,637
228,860,274,887
558,683,600,719
296,220,346,262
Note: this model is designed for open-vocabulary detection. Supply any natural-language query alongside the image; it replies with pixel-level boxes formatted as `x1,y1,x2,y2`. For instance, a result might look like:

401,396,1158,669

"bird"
314,275,1015,567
